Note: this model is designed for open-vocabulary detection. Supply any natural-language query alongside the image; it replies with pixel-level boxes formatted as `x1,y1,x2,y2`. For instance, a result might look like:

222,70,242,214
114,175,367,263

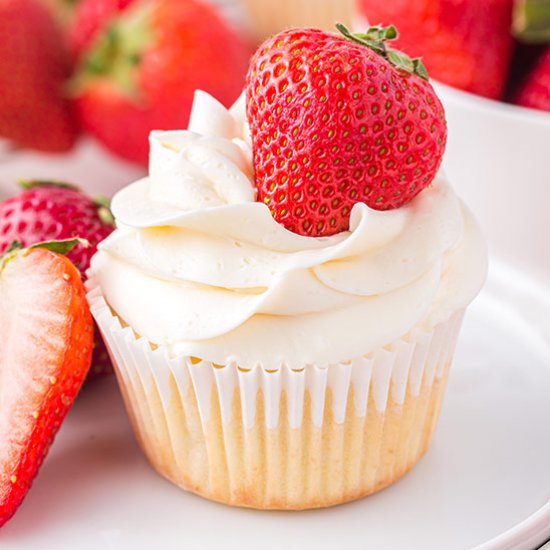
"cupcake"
88,26,487,509
238,0,357,43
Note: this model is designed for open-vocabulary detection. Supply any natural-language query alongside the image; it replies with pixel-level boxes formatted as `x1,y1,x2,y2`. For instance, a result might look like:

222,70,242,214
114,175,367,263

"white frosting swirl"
92,91,487,369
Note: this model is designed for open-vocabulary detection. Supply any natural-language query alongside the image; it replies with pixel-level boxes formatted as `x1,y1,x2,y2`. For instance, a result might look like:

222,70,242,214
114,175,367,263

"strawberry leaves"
0,238,88,270
336,23,429,81
513,0,550,43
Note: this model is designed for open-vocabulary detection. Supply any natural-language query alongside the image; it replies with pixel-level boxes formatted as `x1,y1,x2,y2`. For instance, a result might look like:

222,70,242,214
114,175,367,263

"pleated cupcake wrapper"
87,279,464,508
240,0,357,41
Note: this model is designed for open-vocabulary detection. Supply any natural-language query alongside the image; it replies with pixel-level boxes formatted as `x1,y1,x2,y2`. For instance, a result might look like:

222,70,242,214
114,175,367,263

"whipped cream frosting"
92,90,487,369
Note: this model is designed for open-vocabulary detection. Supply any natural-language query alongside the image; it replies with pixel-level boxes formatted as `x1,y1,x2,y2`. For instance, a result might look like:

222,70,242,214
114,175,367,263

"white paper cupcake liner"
87,278,464,509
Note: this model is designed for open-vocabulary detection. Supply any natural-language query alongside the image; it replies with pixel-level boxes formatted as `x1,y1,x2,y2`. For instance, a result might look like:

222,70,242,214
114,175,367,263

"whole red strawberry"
0,181,114,379
0,240,93,526
69,0,251,165
0,0,77,152
0,181,113,275
515,46,550,111
357,0,514,100
246,25,447,237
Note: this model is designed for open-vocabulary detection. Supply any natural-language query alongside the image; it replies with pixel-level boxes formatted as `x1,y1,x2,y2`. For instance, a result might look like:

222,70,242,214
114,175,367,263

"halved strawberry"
0,240,93,527
0,181,115,381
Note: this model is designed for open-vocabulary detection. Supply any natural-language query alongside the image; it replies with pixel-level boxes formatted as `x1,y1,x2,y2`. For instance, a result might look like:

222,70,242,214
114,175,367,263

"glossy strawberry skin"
515,46,550,112
0,0,77,152
357,0,514,100
71,0,251,165
0,184,113,276
0,248,93,526
246,28,447,237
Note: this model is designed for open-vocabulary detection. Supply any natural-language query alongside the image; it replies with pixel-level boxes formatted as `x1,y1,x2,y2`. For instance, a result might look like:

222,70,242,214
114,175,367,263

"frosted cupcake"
88,26,487,509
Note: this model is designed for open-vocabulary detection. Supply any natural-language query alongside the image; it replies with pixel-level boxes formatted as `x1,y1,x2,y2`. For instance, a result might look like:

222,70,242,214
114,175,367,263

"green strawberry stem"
336,23,429,81
3,240,23,255
70,3,154,97
0,238,89,270
513,0,550,43
18,179,78,191
27,238,89,255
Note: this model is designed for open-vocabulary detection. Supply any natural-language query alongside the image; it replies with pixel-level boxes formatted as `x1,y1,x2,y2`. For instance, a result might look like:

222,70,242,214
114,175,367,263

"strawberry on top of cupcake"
246,24,446,236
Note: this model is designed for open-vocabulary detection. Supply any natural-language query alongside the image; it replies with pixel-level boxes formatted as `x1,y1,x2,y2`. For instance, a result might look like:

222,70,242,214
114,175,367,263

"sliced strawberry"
0,241,93,526
0,182,115,382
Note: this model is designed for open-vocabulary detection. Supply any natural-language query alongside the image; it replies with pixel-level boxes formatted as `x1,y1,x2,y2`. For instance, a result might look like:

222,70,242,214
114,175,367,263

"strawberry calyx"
336,23,429,81
513,0,550,43
0,238,88,270
70,2,153,97
93,196,115,226
18,179,79,191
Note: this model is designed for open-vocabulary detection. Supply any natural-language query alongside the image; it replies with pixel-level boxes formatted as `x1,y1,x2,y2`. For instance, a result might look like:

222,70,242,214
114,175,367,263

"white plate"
0,137,144,200
2,260,550,550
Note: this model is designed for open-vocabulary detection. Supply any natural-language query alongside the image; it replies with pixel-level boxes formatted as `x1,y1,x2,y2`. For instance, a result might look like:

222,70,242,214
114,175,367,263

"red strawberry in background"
504,41,546,101
68,0,134,59
512,0,550,44
515,46,550,111
356,0,515,100
69,0,251,165
512,0,550,110
0,240,93,527
0,0,77,152
246,25,447,237
0,181,115,379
